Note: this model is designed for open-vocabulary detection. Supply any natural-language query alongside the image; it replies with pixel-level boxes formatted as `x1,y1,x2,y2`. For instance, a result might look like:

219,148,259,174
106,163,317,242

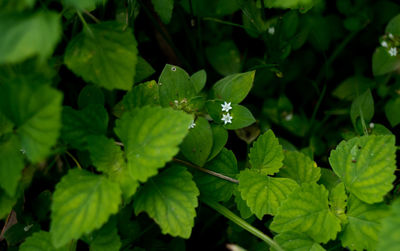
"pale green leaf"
328,135,396,204
134,166,199,238
63,0,103,10
206,41,241,76
208,124,228,161
272,232,326,251
114,106,192,182
50,169,121,248
89,219,121,251
0,135,24,197
0,11,61,64
65,22,138,90
270,183,341,243
329,182,348,223
238,169,298,218
180,117,213,166
151,0,174,24
249,130,284,175
233,188,253,219
20,231,69,251
341,195,390,251
194,148,238,202
385,97,400,127
278,151,320,185
0,81,62,162
211,71,255,103
377,199,400,251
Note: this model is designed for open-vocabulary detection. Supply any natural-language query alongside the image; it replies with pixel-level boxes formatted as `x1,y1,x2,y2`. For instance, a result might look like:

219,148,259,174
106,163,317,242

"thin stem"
202,198,284,251
76,10,93,36
173,158,239,184
308,83,327,136
202,17,246,29
83,10,101,23
65,151,82,169
358,106,369,136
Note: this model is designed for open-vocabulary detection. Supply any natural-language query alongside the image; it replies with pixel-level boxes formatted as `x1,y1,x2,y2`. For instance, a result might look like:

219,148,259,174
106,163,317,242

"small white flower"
284,113,293,121
221,101,232,112
369,122,375,129
389,33,394,39
189,120,196,129
221,113,233,125
268,26,275,35
389,47,397,57
381,41,388,48
171,66,177,71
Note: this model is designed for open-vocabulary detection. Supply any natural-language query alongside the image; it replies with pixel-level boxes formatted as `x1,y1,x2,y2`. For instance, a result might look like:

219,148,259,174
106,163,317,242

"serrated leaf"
134,166,199,238
158,64,196,107
377,199,400,251
0,11,61,64
63,0,103,10
0,81,62,162
152,0,174,24
191,70,207,93
0,135,24,197
114,106,192,182
270,183,341,243
211,71,254,103
329,182,348,223
385,97,400,127
238,169,298,218
65,22,138,90
372,47,400,76
180,117,213,166
194,148,238,202
278,151,320,185
20,231,69,251
233,188,253,219
208,124,228,161
50,169,121,248
350,89,374,129
328,135,396,204
87,135,138,200
61,104,108,149
272,232,326,251
341,195,390,251
206,41,241,76
249,130,284,175
88,218,121,251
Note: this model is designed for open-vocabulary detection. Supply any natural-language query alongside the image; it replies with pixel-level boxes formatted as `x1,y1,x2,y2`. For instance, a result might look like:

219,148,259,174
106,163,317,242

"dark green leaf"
78,85,105,109
385,97,400,127
191,70,207,93
0,135,23,197
350,89,374,128
208,124,228,161
151,0,174,24
206,41,241,76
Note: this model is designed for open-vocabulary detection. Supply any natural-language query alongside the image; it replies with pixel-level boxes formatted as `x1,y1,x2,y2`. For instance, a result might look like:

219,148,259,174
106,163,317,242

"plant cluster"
1,0,400,250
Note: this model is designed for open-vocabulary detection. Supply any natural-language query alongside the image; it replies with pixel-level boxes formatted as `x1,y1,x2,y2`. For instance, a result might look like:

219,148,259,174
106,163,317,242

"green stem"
76,10,93,37
202,17,246,29
202,198,284,251
65,151,82,169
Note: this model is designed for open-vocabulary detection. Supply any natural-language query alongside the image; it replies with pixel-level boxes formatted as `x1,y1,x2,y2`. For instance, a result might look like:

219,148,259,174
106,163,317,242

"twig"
65,151,82,169
83,10,101,24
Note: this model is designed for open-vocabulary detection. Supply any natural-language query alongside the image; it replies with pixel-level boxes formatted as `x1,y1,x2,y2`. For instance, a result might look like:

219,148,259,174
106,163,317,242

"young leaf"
133,166,199,238
272,232,326,251
385,97,400,127
208,124,228,161
194,148,238,202
238,169,298,218
278,151,320,185
158,64,196,107
20,231,68,251
64,22,138,90
377,199,400,251
372,47,400,76
210,71,255,103
180,117,213,167
0,11,61,64
114,106,192,182
191,70,207,93
270,183,341,243
340,195,390,251
0,135,24,197
249,130,284,175
50,169,122,248
205,41,241,76
328,135,396,204
151,0,174,24
350,89,374,129
0,81,62,162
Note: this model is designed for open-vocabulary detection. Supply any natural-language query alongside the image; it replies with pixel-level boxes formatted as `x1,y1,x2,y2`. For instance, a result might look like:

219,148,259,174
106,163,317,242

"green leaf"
205,41,241,76
61,104,108,149
62,0,103,10
180,117,213,166
0,189,17,220
114,106,192,182
0,135,24,197
135,57,155,83
119,80,160,114
0,11,61,64
341,195,389,251
64,21,138,90
238,169,298,218
88,218,121,251
385,97,400,127
194,148,238,202
210,71,255,103
0,112,13,137
158,64,196,107
329,182,348,223
50,169,121,248
249,130,284,175
264,0,315,12
78,85,105,109
0,0,36,11
20,231,69,251
151,0,174,24
208,124,228,161
372,47,400,76
270,183,341,243
134,166,199,238
328,135,396,204
377,199,400,251
272,232,326,251
350,89,374,129
385,14,400,36
278,151,320,185
87,135,139,200
191,70,207,93
233,188,253,219
0,81,62,162
332,76,375,101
